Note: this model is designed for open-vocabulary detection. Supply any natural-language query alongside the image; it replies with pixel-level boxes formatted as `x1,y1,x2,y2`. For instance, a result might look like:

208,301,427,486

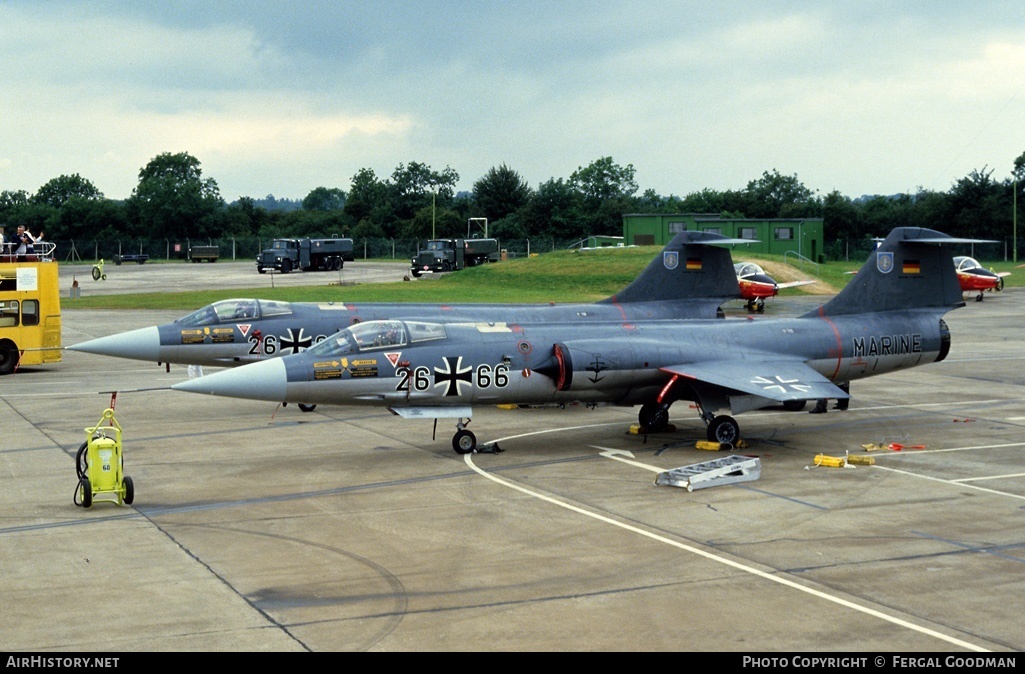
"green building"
622,213,825,262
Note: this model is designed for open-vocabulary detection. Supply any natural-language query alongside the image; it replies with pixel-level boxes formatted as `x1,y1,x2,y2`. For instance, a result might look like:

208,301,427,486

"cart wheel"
102,274,107,280
80,477,92,508
123,476,134,505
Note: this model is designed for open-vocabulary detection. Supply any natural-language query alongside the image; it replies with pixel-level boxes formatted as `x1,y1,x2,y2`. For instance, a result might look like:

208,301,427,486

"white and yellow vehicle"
0,242,62,375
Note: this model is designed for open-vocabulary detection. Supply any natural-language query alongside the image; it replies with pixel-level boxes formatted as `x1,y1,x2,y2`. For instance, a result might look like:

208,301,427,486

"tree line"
2,150,1023,260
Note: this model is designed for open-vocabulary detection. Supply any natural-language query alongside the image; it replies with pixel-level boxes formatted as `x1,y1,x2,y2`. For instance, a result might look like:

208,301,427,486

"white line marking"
951,472,1025,483
467,426,989,652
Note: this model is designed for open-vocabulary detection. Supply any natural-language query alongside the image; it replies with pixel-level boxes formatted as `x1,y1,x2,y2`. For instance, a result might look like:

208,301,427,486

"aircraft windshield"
177,299,293,326
954,256,981,272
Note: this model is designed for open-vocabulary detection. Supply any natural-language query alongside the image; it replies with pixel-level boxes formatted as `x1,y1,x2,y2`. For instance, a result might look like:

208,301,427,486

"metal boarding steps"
655,455,761,491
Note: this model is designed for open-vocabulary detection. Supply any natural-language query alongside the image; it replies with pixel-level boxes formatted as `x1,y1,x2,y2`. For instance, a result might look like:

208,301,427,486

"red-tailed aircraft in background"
953,256,1011,301
734,261,815,312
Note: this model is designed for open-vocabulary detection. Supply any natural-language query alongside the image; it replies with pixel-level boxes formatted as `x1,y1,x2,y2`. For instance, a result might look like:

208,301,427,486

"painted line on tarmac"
466,426,989,652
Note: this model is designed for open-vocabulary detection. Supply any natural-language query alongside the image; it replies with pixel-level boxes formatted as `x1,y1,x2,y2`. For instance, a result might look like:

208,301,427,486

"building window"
668,221,686,234
702,227,722,235
774,227,793,240
739,227,757,239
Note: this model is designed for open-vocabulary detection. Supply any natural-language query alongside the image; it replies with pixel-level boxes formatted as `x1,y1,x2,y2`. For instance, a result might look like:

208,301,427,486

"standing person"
0,227,6,255
14,226,35,258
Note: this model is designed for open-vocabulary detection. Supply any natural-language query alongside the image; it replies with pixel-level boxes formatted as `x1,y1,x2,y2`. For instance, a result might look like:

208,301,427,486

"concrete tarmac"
2,278,1024,652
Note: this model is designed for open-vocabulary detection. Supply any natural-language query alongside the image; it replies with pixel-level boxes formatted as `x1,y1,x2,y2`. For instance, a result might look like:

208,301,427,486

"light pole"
1014,177,1018,264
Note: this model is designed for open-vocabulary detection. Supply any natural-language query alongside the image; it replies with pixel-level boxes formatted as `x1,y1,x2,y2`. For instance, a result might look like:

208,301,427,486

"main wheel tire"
997,277,1005,292
782,400,807,412
257,266,266,274
706,415,740,445
453,429,476,454
638,402,669,432
298,403,317,412
281,259,292,274
123,476,134,505
411,269,421,278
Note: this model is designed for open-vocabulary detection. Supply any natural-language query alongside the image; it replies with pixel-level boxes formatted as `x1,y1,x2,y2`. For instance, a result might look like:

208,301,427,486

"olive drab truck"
0,241,61,375
410,238,500,277
256,238,355,274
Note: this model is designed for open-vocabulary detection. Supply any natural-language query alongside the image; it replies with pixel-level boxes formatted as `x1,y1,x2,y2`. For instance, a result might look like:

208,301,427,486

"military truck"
256,238,354,274
410,238,500,277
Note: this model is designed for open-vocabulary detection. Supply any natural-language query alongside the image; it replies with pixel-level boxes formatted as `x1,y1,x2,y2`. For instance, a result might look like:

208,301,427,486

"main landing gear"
639,400,741,445
745,297,765,313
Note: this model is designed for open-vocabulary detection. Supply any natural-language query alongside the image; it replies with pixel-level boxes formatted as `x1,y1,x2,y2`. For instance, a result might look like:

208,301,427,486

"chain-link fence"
47,235,1025,265
51,237,593,264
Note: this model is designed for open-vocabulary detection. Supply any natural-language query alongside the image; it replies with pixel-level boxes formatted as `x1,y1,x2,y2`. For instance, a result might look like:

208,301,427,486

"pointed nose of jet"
171,358,288,402
68,326,161,362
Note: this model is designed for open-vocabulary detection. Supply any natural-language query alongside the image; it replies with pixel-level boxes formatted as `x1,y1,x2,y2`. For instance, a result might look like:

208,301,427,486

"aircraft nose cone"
68,326,161,361
171,358,288,402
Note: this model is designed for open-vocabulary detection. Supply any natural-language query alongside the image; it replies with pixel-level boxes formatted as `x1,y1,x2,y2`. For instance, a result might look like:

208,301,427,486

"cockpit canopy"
177,299,293,327
954,256,982,273
306,320,448,358
734,262,766,278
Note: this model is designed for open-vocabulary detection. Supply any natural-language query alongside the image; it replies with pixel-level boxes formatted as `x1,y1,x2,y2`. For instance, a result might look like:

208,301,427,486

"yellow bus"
0,242,62,375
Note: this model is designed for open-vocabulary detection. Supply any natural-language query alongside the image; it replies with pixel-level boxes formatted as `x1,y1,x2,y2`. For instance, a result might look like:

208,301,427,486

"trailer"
189,245,220,263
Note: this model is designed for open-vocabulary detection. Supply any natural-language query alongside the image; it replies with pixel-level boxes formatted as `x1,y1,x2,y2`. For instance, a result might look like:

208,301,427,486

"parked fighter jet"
734,261,815,312
172,227,974,454
953,256,1010,301
69,231,748,370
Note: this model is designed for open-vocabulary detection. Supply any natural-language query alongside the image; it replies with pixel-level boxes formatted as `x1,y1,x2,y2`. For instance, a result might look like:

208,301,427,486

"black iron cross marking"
280,328,313,354
434,356,473,397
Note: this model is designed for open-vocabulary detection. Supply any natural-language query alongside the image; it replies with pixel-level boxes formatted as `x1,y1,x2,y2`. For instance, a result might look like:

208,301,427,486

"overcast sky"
2,1,1024,204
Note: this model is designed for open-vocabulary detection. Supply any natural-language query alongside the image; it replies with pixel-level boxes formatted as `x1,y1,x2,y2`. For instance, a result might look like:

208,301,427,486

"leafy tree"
743,169,817,219
302,186,346,211
949,167,1004,239
473,164,531,222
344,168,387,223
569,156,638,235
521,178,585,241
33,174,103,208
126,151,224,240
388,161,459,222
48,197,128,241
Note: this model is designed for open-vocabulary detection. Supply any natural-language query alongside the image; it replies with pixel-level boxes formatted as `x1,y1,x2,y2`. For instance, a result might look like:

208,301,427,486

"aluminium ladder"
655,455,761,491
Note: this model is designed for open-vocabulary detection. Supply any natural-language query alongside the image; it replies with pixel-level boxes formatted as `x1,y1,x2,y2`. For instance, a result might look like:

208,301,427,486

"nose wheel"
452,418,476,454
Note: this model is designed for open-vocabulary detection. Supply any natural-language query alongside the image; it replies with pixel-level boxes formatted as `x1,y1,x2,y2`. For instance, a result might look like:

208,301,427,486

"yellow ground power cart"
74,408,134,508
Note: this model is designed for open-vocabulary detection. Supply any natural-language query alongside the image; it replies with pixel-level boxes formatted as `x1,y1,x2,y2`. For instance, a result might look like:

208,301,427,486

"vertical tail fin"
804,227,981,317
599,231,744,305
